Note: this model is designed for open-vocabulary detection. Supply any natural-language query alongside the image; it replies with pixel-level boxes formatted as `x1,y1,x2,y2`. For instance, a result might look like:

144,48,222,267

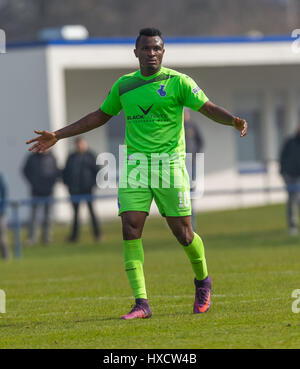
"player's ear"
134,48,138,58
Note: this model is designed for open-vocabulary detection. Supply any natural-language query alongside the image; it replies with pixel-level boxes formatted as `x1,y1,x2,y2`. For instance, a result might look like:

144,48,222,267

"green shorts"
118,156,191,217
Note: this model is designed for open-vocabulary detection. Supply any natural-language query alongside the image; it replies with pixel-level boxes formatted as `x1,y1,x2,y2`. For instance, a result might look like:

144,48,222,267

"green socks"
123,233,207,299
183,232,208,281
123,238,147,299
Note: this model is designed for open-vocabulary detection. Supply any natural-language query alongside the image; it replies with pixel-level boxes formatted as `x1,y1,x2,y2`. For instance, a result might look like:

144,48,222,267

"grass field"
0,203,300,349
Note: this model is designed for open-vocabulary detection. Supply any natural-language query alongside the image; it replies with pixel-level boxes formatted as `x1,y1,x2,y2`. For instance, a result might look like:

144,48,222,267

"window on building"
234,92,264,173
274,106,286,159
273,92,287,160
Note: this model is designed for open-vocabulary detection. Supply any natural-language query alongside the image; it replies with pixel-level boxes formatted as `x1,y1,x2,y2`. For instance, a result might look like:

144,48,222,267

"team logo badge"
157,84,167,97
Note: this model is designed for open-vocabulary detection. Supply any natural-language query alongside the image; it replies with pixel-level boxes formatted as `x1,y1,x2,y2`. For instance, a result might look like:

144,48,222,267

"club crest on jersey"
157,84,167,97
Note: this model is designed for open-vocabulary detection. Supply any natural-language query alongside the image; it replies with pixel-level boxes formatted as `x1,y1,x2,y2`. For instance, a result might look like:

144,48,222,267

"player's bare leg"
166,215,194,245
121,211,147,240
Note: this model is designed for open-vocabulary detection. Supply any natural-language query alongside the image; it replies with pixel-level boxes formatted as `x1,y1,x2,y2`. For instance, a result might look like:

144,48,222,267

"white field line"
1,295,285,319
7,294,226,304
0,276,92,285
1,269,300,286
18,296,284,317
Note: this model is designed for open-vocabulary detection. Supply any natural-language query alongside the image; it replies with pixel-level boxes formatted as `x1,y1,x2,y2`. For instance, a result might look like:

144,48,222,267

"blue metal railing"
6,183,300,259
8,193,117,259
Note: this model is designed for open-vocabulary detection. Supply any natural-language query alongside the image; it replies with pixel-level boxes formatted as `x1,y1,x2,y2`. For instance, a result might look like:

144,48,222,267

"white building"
1,35,300,221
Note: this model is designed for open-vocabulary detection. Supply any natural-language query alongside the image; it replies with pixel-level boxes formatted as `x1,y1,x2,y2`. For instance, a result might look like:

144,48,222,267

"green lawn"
0,203,300,349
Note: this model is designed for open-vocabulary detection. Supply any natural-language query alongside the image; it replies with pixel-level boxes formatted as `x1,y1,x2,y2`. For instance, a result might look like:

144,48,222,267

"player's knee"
173,226,194,246
122,222,142,240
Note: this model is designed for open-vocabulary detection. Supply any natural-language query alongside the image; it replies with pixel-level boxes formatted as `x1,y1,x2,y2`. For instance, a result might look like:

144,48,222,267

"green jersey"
100,66,208,157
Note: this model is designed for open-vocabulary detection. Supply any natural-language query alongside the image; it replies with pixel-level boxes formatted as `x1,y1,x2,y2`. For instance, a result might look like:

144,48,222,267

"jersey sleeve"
179,74,209,111
100,80,122,116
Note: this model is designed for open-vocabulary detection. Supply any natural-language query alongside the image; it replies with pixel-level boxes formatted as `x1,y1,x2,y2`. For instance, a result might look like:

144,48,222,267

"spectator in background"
63,137,101,243
23,151,60,244
184,109,204,231
0,173,10,260
280,123,300,235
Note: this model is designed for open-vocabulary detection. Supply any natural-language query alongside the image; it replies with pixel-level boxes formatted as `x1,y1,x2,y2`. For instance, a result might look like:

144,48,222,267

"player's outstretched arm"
26,109,112,153
199,101,247,137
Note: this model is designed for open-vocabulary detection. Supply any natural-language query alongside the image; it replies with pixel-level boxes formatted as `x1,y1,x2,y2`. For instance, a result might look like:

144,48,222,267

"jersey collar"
137,67,164,80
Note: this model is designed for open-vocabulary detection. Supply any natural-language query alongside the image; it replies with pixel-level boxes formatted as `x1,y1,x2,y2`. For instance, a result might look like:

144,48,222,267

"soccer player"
26,28,247,320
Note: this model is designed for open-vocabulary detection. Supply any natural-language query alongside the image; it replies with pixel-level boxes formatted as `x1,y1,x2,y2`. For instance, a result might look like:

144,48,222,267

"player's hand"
233,117,247,137
26,130,58,153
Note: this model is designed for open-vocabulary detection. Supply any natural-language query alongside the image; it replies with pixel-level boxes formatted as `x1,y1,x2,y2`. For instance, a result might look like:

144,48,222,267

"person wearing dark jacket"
63,137,101,242
23,151,60,244
0,173,10,259
280,124,300,235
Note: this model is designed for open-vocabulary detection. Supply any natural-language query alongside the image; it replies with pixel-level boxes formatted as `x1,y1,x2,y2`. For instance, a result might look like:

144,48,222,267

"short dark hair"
135,28,163,48
75,136,85,144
